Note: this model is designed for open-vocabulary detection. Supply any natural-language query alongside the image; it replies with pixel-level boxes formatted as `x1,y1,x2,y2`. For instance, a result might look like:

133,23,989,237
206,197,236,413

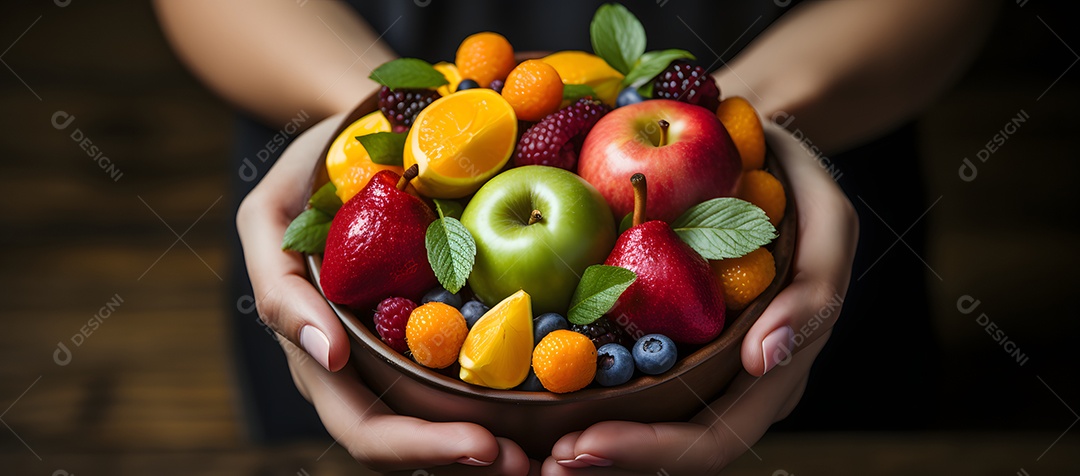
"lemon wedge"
459,290,534,389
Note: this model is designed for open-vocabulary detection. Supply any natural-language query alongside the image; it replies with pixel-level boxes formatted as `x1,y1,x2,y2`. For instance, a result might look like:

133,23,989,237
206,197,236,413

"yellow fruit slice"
325,111,398,203
541,51,624,107
434,62,462,97
459,290,534,389
404,89,517,198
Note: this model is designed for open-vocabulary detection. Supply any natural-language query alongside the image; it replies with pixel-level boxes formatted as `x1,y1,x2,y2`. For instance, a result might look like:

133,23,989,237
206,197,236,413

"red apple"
577,99,741,223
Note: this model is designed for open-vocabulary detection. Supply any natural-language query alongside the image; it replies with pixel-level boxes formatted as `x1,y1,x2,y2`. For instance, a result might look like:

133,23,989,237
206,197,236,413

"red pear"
604,174,725,344
321,166,437,310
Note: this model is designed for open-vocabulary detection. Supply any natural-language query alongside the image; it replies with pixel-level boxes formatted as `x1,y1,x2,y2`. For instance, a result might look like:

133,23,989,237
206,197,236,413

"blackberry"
378,86,440,133
488,79,505,93
571,317,628,349
651,61,720,112
373,297,417,354
513,97,611,171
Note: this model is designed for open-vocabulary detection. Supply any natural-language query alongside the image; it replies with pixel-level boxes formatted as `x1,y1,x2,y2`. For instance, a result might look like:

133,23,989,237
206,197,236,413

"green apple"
462,166,616,314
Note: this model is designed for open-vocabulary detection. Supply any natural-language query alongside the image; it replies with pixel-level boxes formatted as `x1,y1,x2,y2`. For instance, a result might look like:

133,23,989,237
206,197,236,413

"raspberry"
652,61,720,112
513,98,610,170
570,317,629,349
709,247,776,311
378,86,440,133
373,297,416,353
737,169,786,226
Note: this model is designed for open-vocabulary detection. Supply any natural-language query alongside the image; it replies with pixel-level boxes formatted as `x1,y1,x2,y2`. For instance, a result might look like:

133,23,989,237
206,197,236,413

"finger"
541,456,650,476
290,340,503,472
738,124,860,376
551,421,722,475
237,112,352,371
386,437,533,476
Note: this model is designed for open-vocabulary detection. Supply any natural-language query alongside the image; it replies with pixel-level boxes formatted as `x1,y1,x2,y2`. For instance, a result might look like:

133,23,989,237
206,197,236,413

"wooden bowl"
304,93,797,458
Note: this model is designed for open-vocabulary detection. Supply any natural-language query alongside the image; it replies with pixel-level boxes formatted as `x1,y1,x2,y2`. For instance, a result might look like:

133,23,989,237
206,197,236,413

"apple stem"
397,164,419,191
631,173,647,226
657,119,669,147
528,209,543,225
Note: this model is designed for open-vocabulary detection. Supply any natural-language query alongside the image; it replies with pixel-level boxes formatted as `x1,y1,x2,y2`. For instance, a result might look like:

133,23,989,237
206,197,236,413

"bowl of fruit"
286,4,794,457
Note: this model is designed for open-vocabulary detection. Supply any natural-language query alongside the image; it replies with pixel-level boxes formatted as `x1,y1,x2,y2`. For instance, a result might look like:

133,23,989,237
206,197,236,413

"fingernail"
300,325,331,370
456,457,493,466
556,458,591,468
762,326,795,374
575,454,613,467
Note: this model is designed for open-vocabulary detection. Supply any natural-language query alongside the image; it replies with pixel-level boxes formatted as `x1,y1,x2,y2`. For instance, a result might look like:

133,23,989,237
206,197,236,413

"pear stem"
528,209,543,225
631,173,647,226
657,119,669,147
397,164,419,191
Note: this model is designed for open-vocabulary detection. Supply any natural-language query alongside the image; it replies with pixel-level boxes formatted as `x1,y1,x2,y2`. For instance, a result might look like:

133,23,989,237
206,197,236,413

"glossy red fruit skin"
604,221,725,345
321,170,438,310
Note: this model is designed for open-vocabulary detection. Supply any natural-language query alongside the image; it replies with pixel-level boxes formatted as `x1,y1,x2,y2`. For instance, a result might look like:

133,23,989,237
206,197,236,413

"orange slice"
325,111,398,203
458,290,534,389
404,88,517,198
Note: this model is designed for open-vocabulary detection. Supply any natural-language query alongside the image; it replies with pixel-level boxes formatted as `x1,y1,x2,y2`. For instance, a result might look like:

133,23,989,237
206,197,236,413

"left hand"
542,123,859,475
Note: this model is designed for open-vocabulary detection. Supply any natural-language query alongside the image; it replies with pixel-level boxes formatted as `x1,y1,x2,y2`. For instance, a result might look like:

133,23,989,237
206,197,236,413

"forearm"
154,0,396,126
717,0,997,154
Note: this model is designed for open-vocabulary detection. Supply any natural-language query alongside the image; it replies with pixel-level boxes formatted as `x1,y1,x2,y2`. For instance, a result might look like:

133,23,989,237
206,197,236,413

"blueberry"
489,79,505,93
616,87,644,108
632,334,677,375
516,370,544,391
456,79,480,91
421,287,462,309
460,299,489,328
595,343,634,386
533,313,569,346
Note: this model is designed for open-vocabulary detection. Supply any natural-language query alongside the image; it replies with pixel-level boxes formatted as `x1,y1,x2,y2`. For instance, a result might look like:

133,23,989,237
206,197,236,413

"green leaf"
432,198,464,220
590,3,647,75
425,217,476,294
637,82,654,99
357,132,407,166
671,198,777,260
622,49,696,88
309,182,343,214
282,209,333,254
568,265,637,325
369,58,449,90
563,83,599,102
619,213,634,234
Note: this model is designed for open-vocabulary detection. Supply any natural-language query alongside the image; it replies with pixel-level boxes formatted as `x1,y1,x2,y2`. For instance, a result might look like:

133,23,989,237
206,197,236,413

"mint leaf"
563,83,599,102
282,209,333,254
671,198,777,260
622,49,696,88
432,198,464,220
637,82,654,99
369,58,449,90
590,3,646,75
619,212,634,234
357,132,407,166
309,182,343,214
568,265,637,325
425,217,476,294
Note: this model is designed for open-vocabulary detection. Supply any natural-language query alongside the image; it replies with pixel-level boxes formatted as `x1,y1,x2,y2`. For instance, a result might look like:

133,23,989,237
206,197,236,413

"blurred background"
1,1,1078,475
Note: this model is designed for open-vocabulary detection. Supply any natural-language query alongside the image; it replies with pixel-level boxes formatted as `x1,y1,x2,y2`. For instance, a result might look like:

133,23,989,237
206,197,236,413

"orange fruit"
403,88,518,198
455,32,515,88
532,330,597,393
541,51,624,107
406,302,468,369
737,169,786,226
710,247,776,311
433,62,462,97
716,96,766,171
502,60,564,121
325,111,400,203
458,290,534,389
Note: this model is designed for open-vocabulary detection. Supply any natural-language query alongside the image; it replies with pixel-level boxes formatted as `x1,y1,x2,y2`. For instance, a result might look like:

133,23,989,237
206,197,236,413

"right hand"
237,113,536,475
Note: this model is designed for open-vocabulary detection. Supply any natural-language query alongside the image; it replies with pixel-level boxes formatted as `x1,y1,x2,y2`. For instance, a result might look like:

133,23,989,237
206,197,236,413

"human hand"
543,122,859,474
237,114,537,475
